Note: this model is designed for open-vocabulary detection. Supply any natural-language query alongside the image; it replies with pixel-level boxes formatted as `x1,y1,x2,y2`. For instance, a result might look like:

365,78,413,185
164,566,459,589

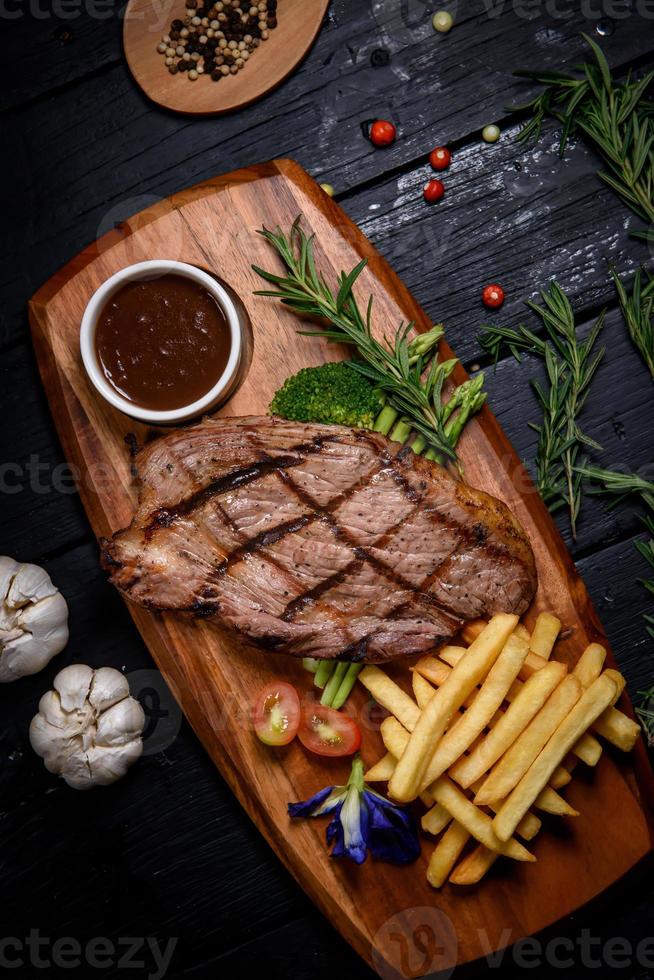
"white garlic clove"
7,562,58,608
86,741,143,786
29,713,78,770
95,697,146,747
88,666,131,713
54,664,94,712
59,751,95,791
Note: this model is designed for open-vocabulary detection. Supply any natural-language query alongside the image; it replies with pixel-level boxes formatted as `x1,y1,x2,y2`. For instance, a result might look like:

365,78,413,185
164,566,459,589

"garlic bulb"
0,556,69,683
29,664,145,790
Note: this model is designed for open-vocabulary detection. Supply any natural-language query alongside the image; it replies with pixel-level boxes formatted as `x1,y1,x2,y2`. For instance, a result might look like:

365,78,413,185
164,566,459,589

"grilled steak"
102,416,536,663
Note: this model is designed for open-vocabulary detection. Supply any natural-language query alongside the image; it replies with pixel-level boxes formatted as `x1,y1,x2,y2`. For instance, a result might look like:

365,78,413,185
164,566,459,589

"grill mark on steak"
276,467,462,626
103,417,537,663
143,434,338,539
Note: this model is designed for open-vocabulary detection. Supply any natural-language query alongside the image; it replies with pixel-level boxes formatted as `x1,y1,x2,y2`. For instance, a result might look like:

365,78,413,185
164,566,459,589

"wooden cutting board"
29,159,654,978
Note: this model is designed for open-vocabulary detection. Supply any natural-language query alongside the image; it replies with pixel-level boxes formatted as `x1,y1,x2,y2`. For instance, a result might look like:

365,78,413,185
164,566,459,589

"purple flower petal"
288,785,344,819
364,790,421,865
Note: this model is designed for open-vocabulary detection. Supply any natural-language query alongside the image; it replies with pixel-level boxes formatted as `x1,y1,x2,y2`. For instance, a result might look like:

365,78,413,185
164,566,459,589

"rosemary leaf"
609,264,654,379
478,283,606,538
253,220,486,462
509,35,654,238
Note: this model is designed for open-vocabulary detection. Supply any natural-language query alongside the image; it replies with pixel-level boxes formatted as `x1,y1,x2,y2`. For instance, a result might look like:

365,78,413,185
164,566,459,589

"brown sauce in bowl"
95,274,231,412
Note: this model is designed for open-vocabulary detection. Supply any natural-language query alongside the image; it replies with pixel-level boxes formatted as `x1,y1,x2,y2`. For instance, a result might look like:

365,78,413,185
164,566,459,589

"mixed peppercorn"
157,0,278,82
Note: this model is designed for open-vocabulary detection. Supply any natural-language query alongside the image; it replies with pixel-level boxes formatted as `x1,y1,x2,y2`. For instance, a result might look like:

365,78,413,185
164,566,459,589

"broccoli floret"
270,362,384,429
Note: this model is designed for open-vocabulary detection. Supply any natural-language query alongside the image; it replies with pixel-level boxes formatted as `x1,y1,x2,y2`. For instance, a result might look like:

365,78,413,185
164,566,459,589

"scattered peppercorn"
429,146,451,171
369,119,396,147
432,10,453,32
156,0,279,82
423,178,445,203
481,283,505,308
482,124,501,143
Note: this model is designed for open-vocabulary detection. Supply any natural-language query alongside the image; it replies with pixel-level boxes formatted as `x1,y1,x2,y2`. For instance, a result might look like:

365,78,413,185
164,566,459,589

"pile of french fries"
360,612,640,887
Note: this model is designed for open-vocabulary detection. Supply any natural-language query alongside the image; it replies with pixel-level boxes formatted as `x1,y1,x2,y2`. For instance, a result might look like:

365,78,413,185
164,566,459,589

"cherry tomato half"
429,146,451,171
298,704,362,758
253,682,301,747
370,119,397,147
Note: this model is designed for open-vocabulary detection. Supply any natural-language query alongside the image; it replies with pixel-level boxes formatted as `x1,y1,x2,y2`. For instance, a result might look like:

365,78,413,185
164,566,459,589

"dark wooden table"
2,2,654,978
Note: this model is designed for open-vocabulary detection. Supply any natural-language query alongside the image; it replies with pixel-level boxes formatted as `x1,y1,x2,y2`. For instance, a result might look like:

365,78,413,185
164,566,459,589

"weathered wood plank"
4,7,654,346
345,117,654,364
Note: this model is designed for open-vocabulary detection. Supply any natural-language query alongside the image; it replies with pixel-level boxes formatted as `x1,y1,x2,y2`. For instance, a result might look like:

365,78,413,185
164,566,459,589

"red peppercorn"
429,146,451,171
482,283,505,308
370,119,397,147
423,179,445,203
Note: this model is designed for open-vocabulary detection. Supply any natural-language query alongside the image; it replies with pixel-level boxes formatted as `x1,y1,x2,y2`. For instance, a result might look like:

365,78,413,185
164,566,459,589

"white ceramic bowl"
80,260,243,425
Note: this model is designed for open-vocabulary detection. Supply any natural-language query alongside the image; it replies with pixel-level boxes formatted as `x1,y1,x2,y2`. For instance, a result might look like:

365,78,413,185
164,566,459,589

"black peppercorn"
168,63,179,74
171,18,183,29
268,17,276,28
178,60,188,70
211,69,222,80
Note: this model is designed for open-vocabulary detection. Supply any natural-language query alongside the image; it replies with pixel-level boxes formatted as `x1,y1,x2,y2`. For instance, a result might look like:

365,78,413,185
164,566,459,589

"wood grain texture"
28,158,654,976
123,0,329,115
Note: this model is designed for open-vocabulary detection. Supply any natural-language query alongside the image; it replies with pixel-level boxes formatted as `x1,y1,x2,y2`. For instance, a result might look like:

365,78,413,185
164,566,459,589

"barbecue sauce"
95,274,231,412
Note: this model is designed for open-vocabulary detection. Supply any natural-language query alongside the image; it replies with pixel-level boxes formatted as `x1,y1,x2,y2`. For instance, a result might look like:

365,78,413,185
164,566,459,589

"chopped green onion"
331,664,363,710
314,660,336,690
321,662,349,706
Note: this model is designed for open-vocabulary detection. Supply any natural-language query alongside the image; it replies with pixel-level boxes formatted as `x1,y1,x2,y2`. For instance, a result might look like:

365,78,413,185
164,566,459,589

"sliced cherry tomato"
298,704,362,757
253,682,301,747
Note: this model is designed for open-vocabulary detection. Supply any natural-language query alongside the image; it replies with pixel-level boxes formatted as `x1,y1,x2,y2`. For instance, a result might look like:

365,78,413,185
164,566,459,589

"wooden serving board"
123,0,329,115
29,159,654,978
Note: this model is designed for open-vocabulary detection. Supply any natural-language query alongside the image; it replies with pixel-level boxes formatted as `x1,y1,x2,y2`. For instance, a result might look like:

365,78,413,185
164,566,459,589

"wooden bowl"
123,0,329,115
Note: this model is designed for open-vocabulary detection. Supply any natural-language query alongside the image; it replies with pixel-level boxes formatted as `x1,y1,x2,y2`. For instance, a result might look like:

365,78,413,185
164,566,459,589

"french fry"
573,643,606,687
460,620,486,644
359,666,420,731
364,753,397,782
475,675,583,805
493,673,618,841
388,614,519,803
415,655,571,790
449,803,543,886
450,660,567,789
427,821,471,888
420,635,529,786
593,704,640,750
550,766,573,789
450,844,498,885
604,668,626,703
533,786,579,817
422,803,452,836
429,775,535,862
513,623,532,644
382,717,534,861
529,613,561,660
438,643,604,765
412,671,437,710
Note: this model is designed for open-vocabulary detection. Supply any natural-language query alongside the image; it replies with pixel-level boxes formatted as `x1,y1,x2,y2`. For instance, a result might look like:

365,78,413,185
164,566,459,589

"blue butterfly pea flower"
288,755,420,866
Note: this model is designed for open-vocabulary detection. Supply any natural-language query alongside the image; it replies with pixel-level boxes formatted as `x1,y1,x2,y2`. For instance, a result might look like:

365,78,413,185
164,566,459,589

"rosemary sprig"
578,465,654,639
253,218,483,462
636,687,654,748
479,283,605,538
577,465,654,741
510,34,654,242
610,264,654,379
